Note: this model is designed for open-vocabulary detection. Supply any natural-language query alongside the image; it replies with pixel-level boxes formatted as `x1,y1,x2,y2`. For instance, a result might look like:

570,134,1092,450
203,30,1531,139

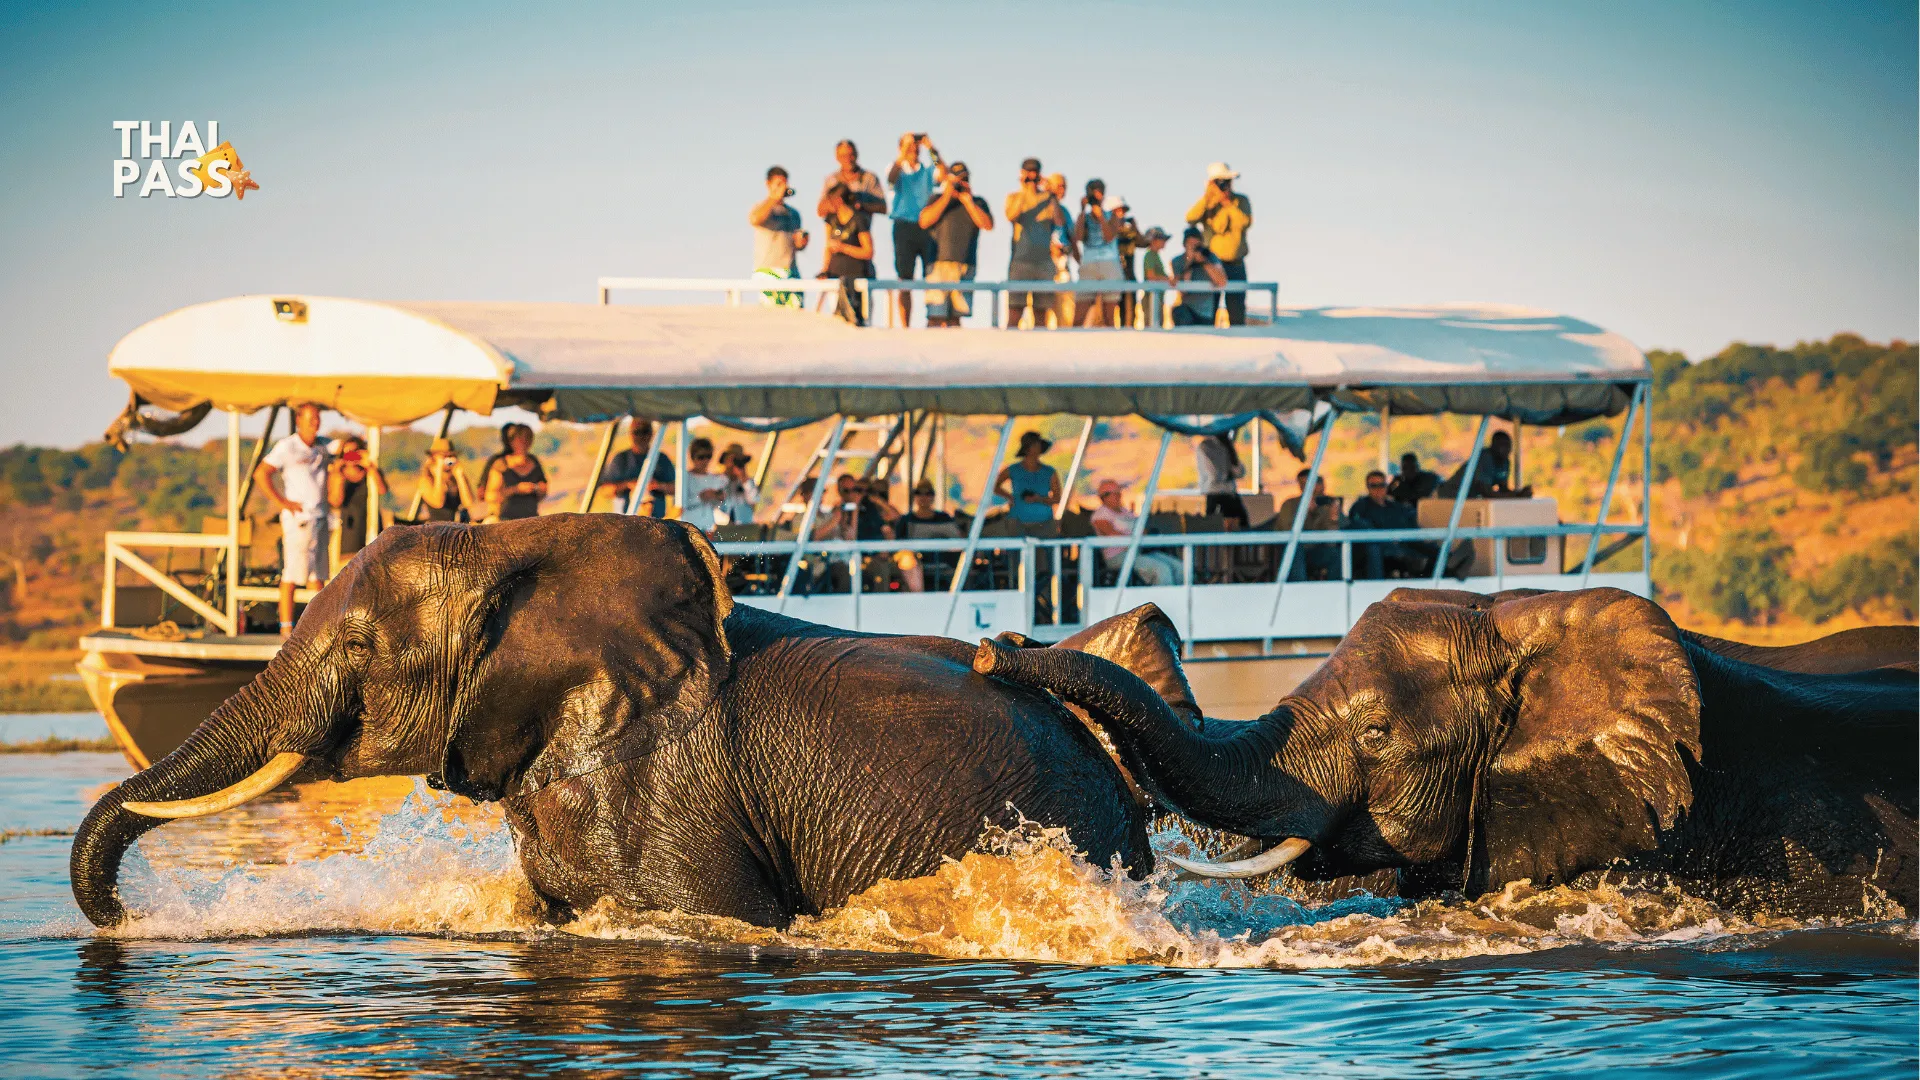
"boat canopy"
109,295,1648,427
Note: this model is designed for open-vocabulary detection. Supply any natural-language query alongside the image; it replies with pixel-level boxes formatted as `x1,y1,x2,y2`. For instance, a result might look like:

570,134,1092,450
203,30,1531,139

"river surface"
0,727,1914,1077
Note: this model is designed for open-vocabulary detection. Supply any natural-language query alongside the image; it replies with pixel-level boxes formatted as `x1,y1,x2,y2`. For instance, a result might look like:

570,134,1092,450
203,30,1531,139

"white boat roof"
108,295,1648,426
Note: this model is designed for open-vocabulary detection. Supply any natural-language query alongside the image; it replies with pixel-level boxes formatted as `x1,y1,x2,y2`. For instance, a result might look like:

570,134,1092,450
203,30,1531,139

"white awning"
108,295,1648,426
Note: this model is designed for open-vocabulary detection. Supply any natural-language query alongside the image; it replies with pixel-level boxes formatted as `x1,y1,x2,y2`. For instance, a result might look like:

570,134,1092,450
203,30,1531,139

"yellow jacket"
1185,191,1253,262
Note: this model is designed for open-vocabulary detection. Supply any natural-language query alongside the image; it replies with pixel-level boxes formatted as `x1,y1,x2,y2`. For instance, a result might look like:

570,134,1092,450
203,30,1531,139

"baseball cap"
1096,479,1123,496
949,161,970,179
1020,157,1042,172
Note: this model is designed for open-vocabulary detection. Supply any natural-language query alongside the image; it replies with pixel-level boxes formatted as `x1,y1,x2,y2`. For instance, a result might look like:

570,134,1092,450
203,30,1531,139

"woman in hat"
414,437,478,523
714,442,760,528
994,430,1061,527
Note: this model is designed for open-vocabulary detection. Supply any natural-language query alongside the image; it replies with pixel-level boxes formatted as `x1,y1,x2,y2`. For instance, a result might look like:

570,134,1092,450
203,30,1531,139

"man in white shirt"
256,402,332,635
1089,478,1182,586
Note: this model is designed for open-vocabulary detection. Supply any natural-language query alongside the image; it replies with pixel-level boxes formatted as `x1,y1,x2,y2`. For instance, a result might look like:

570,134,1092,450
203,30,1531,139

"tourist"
1111,196,1144,325
414,437,478,522
820,183,876,325
1170,227,1227,326
811,473,895,592
1074,179,1124,327
995,431,1061,528
1140,227,1172,282
917,161,993,327
714,443,760,527
1388,451,1439,505
327,434,389,559
1185,162,1252,325
1091,478,1182,586
1273,468,1341,580
679,437,729,532
1005,158,1063,328
895,477,958,592
257,402,330,635
886,133,943,325
599,419,677,516
484,423,547,521
815,139,886,217
1194,430,1248,525
1046,172,1078,325
1437,430,1533,499
1347,469,1422,579
749,166,808,307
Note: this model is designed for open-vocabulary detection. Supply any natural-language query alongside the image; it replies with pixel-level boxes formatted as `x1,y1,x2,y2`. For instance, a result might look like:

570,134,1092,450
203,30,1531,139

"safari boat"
82,280,1653,767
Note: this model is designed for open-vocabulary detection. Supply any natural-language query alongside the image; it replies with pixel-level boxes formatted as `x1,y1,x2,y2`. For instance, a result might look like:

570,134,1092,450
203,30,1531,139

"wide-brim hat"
912,478,936,495
1206,161,1239,181
1018,431,1053,454
428,437,454,454
719,442,752,466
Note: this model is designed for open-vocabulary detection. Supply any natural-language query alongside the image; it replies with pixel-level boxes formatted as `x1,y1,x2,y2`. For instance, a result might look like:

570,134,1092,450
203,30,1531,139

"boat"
82,280,1653,767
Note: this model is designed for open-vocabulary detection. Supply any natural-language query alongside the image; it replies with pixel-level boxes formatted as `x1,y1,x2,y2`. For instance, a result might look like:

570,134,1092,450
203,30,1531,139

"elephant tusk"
1165,836,1312,880
121,752,308,819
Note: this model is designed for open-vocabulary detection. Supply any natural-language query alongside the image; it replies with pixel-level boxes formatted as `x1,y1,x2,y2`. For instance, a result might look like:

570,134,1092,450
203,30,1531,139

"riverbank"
0,649,88,714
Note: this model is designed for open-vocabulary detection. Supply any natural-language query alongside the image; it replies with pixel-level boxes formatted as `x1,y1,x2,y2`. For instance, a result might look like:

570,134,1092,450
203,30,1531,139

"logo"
112,121,258,200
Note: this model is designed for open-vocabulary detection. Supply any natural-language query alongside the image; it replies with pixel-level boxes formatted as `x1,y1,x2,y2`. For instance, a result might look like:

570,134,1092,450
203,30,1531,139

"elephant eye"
1359,720,1390,747
343,634,375,657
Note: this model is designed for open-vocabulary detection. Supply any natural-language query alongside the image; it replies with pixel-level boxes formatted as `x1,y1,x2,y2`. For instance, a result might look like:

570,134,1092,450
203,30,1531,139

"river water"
0,725,1914,1077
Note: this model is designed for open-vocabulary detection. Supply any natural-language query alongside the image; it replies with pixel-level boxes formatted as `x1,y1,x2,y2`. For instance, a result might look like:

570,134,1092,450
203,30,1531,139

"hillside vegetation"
0,335,1911,667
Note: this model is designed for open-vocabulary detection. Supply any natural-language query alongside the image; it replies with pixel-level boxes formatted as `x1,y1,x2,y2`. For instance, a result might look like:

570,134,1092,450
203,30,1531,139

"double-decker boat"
81,280,1652,767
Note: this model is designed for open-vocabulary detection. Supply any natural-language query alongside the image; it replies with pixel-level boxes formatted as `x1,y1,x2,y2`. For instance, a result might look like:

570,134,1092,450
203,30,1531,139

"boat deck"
80,630,283,663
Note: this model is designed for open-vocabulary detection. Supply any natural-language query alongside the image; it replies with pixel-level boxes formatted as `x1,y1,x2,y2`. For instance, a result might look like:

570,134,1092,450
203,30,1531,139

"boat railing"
596,276,1281,328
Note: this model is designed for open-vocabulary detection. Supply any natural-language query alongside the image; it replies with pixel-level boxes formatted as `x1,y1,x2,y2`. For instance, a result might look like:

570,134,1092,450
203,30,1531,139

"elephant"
71,514,1163,930
972,588,1919,917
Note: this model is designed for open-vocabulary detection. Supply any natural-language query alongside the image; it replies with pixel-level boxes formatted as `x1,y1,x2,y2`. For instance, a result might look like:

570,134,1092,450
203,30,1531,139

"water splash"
104,786,1910,967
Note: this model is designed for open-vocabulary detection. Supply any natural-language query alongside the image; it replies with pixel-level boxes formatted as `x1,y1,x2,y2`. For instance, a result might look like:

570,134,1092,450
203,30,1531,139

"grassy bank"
0,648,90,713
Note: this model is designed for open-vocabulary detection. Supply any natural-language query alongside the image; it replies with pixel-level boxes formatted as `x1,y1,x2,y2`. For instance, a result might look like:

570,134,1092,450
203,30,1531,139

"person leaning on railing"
1170,227,1228,326
1186,162,1252,325
414,437,478,523
917,161,993,328
1273,467,1341,581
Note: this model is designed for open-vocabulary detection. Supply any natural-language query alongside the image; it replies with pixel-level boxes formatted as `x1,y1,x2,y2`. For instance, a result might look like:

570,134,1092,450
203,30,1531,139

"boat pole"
1055,416,1094,519
1111,428,1174,613
211,404,281,622
1641,386,1653,575
410,406,458,519
673,420,688,516
578,415,623,513
1264,412,1338,632
1580,385,1640,585
776,416,848,611
365,425,382,545
226,408,240,634
748,428,780,519
942,417,1016,636
1431,415,1492,584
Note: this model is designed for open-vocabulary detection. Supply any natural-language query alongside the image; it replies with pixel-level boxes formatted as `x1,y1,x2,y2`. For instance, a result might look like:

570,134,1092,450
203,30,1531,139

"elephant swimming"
72,515,1159,929
973,588,1919,917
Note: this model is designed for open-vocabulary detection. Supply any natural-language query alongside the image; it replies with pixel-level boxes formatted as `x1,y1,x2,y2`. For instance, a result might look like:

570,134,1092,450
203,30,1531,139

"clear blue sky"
2,0,1913,447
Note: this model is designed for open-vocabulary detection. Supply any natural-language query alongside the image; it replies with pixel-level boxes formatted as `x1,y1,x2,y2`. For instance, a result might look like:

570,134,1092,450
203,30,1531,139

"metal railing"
595,276,1281,328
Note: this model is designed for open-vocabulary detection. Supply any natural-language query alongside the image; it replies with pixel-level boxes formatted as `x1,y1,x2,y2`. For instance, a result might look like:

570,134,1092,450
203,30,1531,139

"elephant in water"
71,515,1161,929
973,589,1918,917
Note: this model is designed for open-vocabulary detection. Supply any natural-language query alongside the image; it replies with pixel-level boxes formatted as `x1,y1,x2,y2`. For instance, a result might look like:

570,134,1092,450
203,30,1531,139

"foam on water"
101,782,1910,967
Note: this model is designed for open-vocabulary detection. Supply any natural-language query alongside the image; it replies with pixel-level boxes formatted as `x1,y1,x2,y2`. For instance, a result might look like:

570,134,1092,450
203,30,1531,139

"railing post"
1265,412,1338,629
102,544,116,629
623,423,666,516
226,408,239,633
365,425,383,546
580,416,623,513
1581,385,1641,585
776,416,848,610
943,417,1016,636
1055,416,1094,519
1431,415,1493,584
1113,428,1174,611
673,420,688,516
1641,383,1654,578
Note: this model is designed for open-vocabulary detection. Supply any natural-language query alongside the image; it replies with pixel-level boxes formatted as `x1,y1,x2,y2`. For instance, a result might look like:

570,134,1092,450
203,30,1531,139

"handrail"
101,531,240,636
710,522,1646,556
598,277,845,305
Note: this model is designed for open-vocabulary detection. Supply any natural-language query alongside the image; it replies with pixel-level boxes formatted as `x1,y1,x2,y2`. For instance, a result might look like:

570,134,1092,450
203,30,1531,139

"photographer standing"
887,133,944,326
749,166,809,306
1074,179,1124,327
1185,162,1253,325
817,139,886,217
1004,158,1063,328
820,183,876,325
916,161,993,327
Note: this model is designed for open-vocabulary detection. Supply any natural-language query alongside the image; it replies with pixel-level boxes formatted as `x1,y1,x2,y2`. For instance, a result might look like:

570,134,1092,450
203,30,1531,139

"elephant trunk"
70,678,292,928
973,639,1335,841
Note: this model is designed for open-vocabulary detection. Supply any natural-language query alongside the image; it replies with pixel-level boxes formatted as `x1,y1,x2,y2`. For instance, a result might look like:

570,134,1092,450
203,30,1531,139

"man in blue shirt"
1347,469,1420,579
597,419,676,516
886,132,944,327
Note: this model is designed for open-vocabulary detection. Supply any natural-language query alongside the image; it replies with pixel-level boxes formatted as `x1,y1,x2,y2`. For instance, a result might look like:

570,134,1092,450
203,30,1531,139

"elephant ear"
456,516,735,799
1470,588,1702,893
1053,604,1200,725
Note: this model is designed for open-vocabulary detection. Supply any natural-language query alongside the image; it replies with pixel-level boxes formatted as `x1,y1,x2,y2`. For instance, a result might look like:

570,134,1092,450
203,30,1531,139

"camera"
783,186,795,198
914,132,927,141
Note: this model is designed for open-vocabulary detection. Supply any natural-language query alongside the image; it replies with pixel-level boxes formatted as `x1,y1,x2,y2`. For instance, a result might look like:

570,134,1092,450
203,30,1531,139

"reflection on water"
0,752,1913,1077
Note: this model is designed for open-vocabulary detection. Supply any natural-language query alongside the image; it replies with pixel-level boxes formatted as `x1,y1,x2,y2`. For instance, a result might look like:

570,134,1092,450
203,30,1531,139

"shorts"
753,266,802,309
1080,260,1122,303
893,219,937,279
281,512,329,586
1007,260,1055,321
925,261,975,318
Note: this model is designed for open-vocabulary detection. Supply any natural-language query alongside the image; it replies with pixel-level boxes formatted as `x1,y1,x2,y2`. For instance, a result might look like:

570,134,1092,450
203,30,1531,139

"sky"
1,0,1914,448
